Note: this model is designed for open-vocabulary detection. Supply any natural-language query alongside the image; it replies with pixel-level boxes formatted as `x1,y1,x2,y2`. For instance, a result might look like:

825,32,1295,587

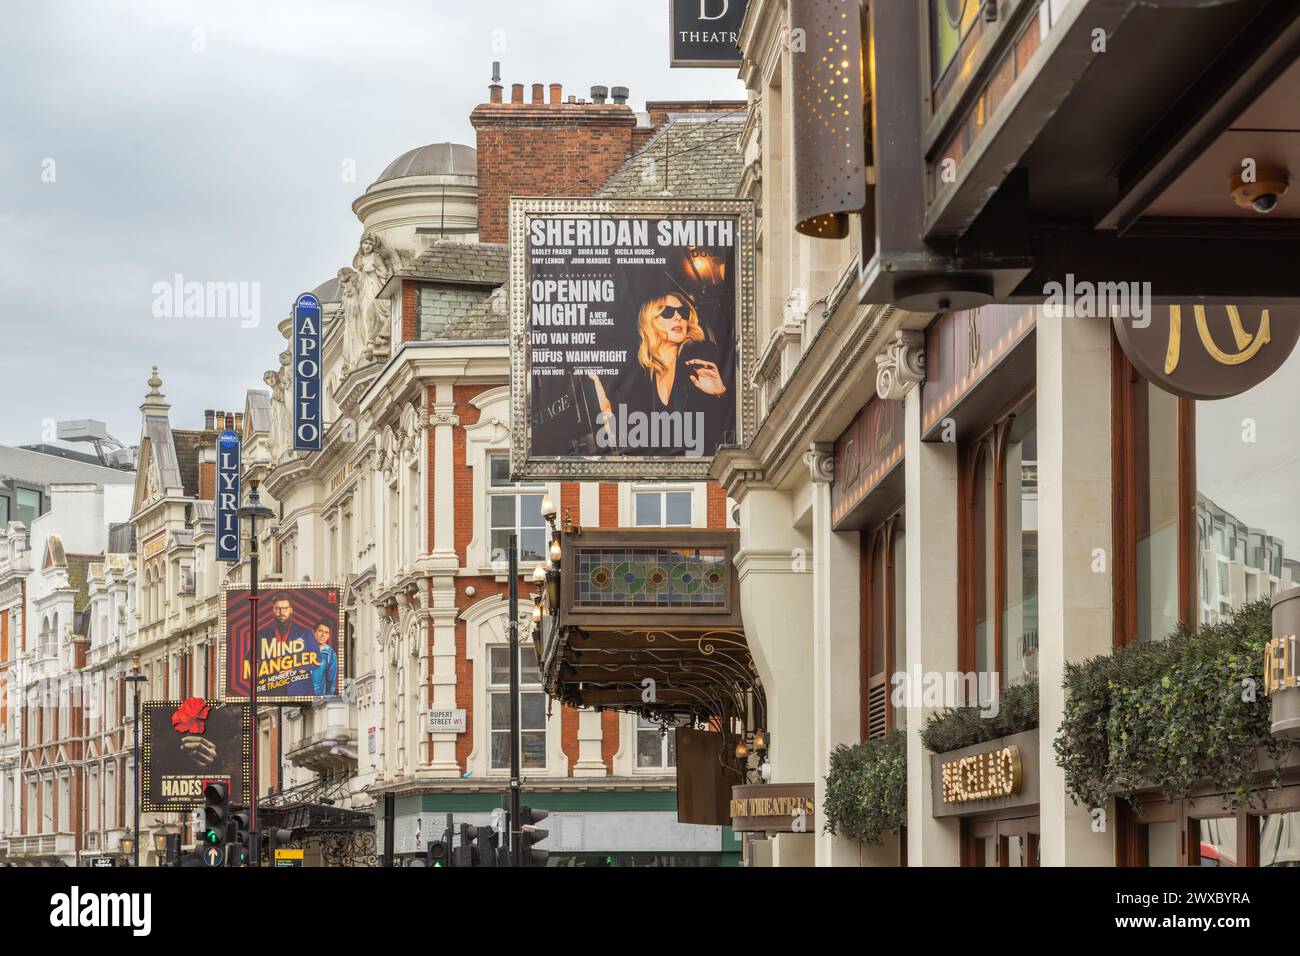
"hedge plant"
919,679,1040,754
822,730,906,844
1054,599,1289,812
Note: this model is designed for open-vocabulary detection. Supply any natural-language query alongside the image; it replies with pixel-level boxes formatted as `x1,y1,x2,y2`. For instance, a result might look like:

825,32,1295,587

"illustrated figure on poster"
172,697,217,767
255,595,320,697
312,622,339,697
585,292,730,457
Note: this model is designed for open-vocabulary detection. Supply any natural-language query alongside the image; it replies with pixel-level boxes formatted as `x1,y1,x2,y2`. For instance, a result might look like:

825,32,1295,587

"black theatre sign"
670,0,748,68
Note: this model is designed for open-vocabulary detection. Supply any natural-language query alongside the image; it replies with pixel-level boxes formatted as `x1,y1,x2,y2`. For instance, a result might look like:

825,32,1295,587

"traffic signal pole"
508,532,521,867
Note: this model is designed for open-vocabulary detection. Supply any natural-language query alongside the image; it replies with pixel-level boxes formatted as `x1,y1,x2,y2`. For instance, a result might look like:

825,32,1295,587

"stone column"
903,384,961,865
808,442,863,866
573,709,607,777
733,483,815,867
1037,311,1114,866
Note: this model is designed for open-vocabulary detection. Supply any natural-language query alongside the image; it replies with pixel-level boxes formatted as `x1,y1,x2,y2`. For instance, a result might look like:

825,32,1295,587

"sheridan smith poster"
511,198,755,480
220,583,344,704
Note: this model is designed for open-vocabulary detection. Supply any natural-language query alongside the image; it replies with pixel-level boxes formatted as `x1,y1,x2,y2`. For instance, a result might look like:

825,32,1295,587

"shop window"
15,487,42,526
636,715,679,769
958,395,1039,688
1257,811,1300,867
1113,341,1195,646
1195,344,1300,622
489,644,546,770
634,487,693,527
487,454,547,566
861,510,905,739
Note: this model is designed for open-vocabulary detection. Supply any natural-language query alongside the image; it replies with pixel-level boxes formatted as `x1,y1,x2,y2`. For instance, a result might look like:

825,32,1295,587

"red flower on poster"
172,697,210,735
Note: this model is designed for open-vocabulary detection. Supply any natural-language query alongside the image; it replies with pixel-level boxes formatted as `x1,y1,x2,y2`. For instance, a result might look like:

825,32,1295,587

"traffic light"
426,827,450,867
201,782,229,852
517,805,550,867
265,827,293,865
229,807,252,866
474,826,499,868
454,823,480,868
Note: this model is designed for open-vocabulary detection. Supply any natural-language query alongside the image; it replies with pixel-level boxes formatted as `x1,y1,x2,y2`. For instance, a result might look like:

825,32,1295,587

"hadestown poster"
510,198,755,480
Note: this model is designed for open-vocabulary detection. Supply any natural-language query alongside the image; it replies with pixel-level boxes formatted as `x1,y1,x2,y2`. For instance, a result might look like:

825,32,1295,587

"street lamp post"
238,479,274,867
124,656,147,866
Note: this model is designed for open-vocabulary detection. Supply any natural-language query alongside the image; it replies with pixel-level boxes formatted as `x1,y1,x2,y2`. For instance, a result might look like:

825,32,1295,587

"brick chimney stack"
471,77,636,244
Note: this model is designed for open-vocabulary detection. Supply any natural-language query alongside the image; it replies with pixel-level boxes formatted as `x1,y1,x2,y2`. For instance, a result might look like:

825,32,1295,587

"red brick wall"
706,482,729,529
599,484,618,527
561,705,579,774
471,100,637,245
402,280,417,344
601,711,620,771
198,460,215,502
560,483,580,527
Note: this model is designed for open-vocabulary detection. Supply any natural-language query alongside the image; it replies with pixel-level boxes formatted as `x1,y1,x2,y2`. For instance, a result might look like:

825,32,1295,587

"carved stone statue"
351,233,402,359
265,355,292,460
336,266,363,373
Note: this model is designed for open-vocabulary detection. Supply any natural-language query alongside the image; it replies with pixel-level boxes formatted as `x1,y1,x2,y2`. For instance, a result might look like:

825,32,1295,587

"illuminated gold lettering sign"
940,745,1022,805
1112,304,1300,401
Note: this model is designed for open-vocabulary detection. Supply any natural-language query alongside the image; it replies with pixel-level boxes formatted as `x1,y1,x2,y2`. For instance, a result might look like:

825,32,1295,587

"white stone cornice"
875,330,927,401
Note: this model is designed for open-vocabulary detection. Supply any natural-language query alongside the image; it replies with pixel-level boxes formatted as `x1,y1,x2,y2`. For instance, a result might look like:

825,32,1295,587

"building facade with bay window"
718,0,1300,867
254,80,747,865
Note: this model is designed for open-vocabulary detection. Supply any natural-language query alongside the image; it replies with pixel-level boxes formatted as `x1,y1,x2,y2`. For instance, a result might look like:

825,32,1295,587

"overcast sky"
0,0,745,447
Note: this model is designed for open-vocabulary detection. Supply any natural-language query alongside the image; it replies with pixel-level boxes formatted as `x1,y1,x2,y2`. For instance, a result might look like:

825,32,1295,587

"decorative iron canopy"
536,527,766,738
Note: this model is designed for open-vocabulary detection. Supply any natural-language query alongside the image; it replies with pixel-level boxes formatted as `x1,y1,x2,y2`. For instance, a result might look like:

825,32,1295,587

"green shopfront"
377,789,742,867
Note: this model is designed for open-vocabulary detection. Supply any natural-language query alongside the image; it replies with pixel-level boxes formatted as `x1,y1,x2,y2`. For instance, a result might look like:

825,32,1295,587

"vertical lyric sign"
215,429,241,562
293,292,323,452
510,198,756,481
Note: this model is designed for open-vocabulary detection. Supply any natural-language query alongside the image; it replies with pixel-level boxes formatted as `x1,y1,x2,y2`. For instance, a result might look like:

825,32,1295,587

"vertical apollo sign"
215,429,241,562
293,292,323,451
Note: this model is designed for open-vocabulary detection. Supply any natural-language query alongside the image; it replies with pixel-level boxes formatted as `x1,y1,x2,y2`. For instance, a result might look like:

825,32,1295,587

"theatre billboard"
509,197,755,480
140,698,250,813
220,583,345,704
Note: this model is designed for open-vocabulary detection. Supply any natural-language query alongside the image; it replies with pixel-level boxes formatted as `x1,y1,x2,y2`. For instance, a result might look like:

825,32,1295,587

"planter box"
929,728,1040,820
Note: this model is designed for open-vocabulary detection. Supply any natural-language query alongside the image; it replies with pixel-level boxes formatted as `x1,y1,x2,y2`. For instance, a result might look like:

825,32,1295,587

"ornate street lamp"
237,479,274,867
124,656,147,866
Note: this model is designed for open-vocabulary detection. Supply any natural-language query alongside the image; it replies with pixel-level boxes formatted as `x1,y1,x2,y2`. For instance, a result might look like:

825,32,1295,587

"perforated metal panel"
791,0,869,239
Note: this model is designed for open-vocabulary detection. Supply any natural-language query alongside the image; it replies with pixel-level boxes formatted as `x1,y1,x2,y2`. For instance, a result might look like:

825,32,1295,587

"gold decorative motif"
1164,305,1271,374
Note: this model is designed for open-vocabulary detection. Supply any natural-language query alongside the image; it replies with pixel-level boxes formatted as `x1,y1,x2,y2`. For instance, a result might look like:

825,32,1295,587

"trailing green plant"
822,730,906,844
1054,599,1289,813
919,679,1040,754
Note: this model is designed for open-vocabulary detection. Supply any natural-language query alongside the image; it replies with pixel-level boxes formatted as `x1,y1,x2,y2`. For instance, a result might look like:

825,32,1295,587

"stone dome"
371,142,477,187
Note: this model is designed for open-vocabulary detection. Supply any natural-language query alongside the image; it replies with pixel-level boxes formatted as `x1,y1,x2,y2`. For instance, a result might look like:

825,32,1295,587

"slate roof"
441,287,509,341
402,241,508,287
171,429,202,498
598,114,746,199
144,417,183,493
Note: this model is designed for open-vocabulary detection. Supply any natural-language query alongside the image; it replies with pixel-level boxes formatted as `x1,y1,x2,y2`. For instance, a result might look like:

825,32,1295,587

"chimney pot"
567,95,576,104
489,83,503,104
511,83,524,104
611,86,630,105
549,83,562,106
591,85,608,104
204,410,215,430
531,83,544,105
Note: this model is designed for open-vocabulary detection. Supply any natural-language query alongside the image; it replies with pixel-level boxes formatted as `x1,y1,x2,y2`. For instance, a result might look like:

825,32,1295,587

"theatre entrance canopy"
535,526,764,750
